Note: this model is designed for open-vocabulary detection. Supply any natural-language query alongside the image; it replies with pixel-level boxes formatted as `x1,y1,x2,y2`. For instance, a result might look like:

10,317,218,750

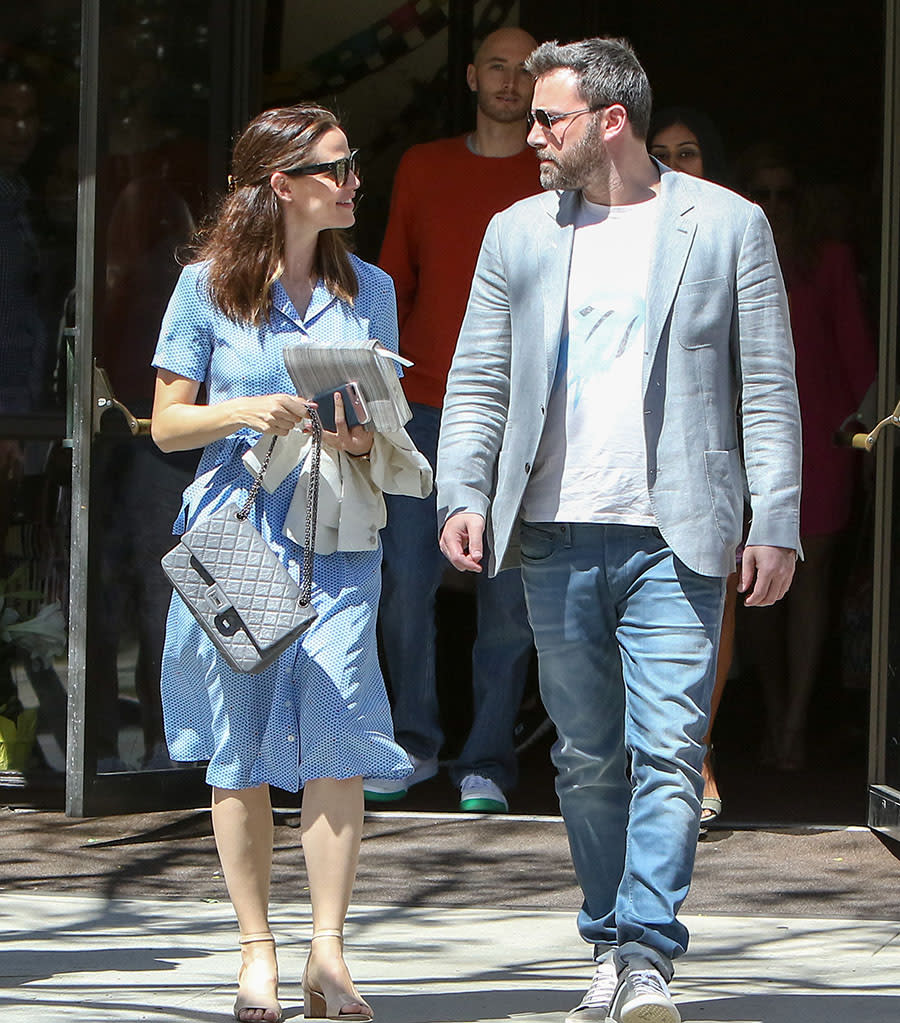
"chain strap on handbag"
237,407,322,607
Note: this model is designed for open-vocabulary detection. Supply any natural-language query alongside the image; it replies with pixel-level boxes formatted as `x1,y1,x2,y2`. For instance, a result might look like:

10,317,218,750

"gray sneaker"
565,960,621,1022
611,962,680,1023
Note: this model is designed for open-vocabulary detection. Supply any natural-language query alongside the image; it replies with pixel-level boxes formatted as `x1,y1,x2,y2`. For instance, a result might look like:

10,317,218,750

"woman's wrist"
345,430,374,459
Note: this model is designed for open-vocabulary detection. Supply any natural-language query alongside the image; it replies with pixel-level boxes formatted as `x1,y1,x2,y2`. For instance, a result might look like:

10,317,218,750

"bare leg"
702,571,738,816
211,784,280,1023
301,776,371,1018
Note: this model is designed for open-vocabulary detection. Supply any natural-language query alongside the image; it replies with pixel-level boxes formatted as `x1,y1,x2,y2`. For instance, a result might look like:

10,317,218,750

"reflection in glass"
0,3,80,783
0,63,48,415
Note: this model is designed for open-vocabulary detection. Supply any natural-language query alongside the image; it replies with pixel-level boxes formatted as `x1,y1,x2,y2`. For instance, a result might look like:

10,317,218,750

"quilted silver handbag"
161,414,322,674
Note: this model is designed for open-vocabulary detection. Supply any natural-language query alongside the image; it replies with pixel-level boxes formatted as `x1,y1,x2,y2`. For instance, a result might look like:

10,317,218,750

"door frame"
868,0,900,841
64,0,99,817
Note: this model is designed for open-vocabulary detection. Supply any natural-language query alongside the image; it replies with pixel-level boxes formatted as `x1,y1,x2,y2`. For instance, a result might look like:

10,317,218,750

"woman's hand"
312,390,374,457
232,393,311,436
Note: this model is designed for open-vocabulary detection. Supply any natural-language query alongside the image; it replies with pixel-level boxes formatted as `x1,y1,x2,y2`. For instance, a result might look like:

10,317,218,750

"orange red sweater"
378,135,540,409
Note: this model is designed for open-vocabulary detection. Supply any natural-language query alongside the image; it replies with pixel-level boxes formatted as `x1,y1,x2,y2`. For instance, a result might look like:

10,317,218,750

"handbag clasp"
204,582,230,613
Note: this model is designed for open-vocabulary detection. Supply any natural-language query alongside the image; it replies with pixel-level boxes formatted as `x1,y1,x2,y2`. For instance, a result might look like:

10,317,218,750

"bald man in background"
370,27,540,812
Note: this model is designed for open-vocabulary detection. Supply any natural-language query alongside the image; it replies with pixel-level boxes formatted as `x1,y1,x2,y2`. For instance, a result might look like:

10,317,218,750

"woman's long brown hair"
193,103,358,325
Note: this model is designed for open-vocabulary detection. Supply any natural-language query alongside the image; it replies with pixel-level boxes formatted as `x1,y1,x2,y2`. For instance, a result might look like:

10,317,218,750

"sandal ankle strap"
310,929,344,941
239,931,275,945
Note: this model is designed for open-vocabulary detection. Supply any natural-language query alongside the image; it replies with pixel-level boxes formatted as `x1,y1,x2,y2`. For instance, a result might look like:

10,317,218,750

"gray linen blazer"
436,165,802,578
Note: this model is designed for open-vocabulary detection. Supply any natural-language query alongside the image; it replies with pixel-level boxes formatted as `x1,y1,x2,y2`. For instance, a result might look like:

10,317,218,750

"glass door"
65,0,257,815
0,1,79,806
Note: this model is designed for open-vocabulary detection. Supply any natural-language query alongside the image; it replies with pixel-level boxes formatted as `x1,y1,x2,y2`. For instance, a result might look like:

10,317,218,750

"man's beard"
537,118,604,190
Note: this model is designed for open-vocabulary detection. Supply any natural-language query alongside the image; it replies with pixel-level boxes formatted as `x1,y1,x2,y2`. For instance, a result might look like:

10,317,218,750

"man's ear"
466,63,478,93
602,104,630,140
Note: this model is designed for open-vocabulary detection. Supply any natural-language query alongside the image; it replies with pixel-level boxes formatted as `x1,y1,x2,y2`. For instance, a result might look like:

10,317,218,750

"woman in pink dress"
735,143,876,771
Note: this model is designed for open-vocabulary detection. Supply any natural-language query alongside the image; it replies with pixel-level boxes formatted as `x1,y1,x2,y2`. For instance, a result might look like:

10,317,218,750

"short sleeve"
369,269,399,356
152,262,215,383
351,257,402,378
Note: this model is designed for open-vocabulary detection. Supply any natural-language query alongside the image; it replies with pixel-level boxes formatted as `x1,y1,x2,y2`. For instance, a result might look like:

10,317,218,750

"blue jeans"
379,403,534,790
519,521,726,979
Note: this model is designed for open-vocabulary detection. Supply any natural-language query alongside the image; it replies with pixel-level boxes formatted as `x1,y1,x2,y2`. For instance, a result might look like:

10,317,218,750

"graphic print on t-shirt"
566,294,645,412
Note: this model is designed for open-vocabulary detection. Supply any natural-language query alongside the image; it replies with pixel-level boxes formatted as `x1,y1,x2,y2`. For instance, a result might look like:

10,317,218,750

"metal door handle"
854,397,900,451
837,397,900,452
93,363,151,436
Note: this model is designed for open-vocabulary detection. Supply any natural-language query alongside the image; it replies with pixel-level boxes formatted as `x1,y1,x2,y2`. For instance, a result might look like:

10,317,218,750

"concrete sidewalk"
2,890,899,1022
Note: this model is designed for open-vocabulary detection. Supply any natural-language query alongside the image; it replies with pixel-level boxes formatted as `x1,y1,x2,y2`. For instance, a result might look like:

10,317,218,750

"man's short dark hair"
524,37,652,140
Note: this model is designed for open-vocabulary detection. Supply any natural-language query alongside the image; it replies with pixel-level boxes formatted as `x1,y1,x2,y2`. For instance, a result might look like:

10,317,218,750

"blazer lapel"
538,190,577,386
644,167,697,391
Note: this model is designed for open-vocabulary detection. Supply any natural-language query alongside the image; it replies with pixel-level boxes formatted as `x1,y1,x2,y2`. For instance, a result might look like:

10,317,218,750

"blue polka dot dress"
152,257,412,792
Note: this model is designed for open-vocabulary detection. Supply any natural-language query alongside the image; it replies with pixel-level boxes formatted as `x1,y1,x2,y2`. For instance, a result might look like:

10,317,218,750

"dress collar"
271,277,337,330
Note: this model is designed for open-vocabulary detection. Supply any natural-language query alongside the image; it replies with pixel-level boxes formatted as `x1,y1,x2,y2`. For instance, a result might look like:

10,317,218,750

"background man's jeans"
520,521,726,978
379,402,534,790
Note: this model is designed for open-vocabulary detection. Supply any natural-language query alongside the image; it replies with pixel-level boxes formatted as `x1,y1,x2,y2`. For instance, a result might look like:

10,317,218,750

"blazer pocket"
704,449,742,546
672,276,731,349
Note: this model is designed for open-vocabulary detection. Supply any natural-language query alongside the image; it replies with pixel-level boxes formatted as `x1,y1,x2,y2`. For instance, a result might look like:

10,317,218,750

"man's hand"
439,512,486,573
739,545,797,606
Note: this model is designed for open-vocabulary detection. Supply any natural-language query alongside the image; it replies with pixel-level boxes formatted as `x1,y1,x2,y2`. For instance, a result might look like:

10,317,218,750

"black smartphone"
310,381,370,432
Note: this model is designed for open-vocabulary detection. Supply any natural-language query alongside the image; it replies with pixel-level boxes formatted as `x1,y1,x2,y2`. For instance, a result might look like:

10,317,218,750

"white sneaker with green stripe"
364,754,438,802
459,774,508,813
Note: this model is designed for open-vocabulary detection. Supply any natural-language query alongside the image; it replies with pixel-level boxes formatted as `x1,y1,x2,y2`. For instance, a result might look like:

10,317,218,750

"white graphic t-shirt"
522,194,659,524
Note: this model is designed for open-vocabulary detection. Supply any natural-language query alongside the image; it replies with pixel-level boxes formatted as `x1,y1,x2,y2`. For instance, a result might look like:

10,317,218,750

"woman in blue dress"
151,104,416,1023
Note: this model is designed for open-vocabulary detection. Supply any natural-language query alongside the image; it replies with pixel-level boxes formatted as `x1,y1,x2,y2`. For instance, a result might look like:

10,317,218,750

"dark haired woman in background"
151,103,420,1023
648,105,729,185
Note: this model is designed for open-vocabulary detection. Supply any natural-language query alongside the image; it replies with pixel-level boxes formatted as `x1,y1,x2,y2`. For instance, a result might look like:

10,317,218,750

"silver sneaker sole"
564,1009,613,1023
619,1000,681,1023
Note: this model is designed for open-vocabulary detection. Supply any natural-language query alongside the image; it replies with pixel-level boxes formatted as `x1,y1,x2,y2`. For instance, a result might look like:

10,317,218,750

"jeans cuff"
613,941,674,981
592,944,617,965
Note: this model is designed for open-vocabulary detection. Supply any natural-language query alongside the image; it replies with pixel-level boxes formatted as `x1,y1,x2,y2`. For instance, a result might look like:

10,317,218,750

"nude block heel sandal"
234,931,283,1023
302,929,373,1021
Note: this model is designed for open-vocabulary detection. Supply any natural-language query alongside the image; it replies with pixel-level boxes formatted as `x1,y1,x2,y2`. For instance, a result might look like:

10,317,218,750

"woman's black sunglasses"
285,149,360,187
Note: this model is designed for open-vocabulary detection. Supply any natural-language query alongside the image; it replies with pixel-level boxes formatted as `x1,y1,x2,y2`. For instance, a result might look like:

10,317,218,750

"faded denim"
520,521,726,979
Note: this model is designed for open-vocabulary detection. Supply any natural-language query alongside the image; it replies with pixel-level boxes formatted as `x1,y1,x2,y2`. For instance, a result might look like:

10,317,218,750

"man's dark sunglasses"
286,149,360,186
527,107,596,131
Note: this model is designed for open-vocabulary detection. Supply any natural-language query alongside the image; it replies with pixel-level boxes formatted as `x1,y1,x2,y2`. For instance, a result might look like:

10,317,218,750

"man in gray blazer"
436,37,801,1023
